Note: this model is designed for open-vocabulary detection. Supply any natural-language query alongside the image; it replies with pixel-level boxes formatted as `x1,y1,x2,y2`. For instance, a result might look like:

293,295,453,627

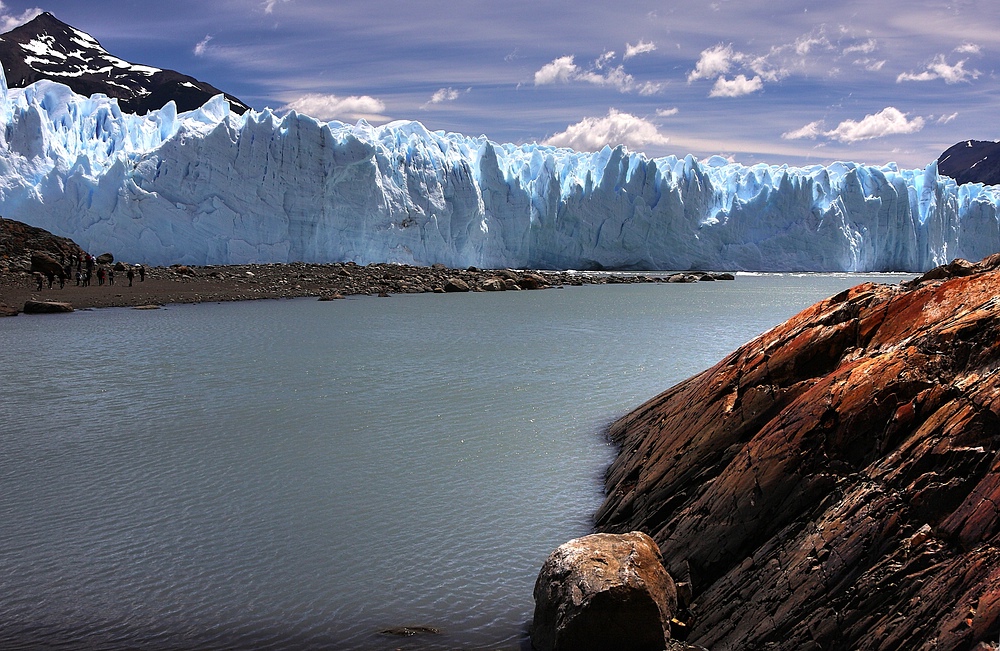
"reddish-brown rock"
596,255,1000,651
532,531,678,651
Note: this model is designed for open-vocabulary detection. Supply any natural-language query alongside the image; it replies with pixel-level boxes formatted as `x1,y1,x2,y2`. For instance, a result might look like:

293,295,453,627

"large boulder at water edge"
596,254,1000,651
531,531,678,651
23,300,73,313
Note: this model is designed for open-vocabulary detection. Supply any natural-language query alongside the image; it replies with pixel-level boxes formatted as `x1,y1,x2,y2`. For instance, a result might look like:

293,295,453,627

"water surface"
0,273,909,649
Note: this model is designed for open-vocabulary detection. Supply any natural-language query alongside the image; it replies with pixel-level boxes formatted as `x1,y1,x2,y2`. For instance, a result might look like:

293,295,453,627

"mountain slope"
938,140,1000,186
0,12,248,115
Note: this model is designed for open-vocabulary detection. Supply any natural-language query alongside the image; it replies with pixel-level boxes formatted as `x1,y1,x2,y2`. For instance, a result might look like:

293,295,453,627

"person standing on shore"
127,267,134,286
138,265,145,282
108,268,114,286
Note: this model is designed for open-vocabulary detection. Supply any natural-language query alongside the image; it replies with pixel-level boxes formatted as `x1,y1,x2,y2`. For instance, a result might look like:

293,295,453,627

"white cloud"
194,35,213,57
857,59,886,72
781,120,826,140
543,109,669,152
595,50,616,69
577,66,635,92
262,0,290,14
794,34,831,56
897,55,980,84
637,81,664,96
688,44,734,82
624,40,656,60
0,3,41,32
429,88,460,104
656,107,679,117
533,55,642,93
955,43,981,54
534,56,579,85
782,108,925,144
824,107,925,143
709,74,763,98
280,93,388,123
937,112,959,124
843,39,878,56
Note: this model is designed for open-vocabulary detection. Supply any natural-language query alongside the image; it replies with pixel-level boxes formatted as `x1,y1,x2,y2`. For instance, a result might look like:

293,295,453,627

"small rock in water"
378,625,442,637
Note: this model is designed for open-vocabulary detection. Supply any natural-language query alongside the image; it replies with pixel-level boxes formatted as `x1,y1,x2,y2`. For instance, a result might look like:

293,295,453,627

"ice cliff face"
0,72,997,271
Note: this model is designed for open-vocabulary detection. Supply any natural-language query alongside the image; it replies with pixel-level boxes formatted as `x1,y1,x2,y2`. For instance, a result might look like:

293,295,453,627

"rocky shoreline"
0,218,734,316
595,255,1000,650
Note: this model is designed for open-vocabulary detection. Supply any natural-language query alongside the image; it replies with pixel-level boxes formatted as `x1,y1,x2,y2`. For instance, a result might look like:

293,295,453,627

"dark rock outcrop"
1,217,83,271
938,140,1000,186
532,531,677,651
30,253,66,279
596,254,1000,651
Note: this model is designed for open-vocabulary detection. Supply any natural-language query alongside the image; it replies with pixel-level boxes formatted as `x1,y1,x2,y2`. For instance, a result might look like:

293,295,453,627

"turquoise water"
0,274,909,649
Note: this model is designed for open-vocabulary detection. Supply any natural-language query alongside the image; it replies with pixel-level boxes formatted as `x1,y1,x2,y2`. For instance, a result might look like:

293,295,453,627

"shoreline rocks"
22,300,73,314
595,254,1000,650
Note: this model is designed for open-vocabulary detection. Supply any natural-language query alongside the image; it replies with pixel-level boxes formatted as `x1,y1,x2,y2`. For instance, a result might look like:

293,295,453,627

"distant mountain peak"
0,12,249,115
938,140,1000,186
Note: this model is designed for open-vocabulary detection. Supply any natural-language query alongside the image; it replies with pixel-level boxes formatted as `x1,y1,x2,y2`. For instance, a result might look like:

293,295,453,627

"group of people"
34,251,145,290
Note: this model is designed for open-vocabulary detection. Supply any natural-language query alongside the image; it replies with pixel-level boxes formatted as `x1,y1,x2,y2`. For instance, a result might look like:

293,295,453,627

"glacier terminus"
0,71,998,272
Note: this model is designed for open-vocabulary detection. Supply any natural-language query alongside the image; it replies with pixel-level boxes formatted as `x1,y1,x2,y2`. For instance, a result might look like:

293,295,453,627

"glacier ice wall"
0,74,998,271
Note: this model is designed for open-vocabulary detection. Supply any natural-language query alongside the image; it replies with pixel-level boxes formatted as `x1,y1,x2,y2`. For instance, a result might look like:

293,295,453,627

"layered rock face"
596,255,1000,650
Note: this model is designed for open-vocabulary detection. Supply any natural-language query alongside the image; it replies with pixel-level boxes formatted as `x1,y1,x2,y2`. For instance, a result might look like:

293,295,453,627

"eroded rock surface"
596,255,1000,651
532,531,677,651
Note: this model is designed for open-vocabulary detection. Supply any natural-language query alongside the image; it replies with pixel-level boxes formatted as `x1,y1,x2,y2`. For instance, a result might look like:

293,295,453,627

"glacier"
0,72,998,271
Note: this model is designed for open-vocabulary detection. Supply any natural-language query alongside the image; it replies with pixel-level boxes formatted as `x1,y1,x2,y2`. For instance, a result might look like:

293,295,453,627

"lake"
0,273,909,650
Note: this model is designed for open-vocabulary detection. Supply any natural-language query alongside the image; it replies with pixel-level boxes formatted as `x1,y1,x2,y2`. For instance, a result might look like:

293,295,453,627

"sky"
0,0,997,169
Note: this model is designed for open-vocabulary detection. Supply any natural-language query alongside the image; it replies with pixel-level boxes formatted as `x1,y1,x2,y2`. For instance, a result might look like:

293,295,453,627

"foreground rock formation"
596,255,1000,650
532,532,678,651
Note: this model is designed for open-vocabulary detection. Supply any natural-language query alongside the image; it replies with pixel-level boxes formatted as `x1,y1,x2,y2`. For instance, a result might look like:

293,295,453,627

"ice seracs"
0,70,996,271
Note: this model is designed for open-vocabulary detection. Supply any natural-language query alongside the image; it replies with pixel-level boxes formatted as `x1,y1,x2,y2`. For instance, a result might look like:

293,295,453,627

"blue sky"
1,0,996,168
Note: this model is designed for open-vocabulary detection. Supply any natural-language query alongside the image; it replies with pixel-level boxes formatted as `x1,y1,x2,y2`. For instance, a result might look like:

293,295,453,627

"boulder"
30,252,66,279
531,531,677,651
443,277,470,292
518,273,548,290
0,302,18,316
480,277,505,291
96,252,114,264
23,300,73,313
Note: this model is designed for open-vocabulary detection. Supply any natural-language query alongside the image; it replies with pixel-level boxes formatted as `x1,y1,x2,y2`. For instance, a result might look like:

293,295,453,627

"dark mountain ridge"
0,12,249,115
938,139,1000,186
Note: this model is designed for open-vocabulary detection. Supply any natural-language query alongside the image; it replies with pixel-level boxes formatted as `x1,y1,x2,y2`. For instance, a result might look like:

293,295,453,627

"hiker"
127,267,135,286
108,268,114,286
138,265,145,281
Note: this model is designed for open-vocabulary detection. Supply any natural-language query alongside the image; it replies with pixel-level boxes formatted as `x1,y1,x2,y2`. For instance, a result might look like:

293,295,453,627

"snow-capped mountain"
938,140,1000,186
0,12,248,115
0,69,997,272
